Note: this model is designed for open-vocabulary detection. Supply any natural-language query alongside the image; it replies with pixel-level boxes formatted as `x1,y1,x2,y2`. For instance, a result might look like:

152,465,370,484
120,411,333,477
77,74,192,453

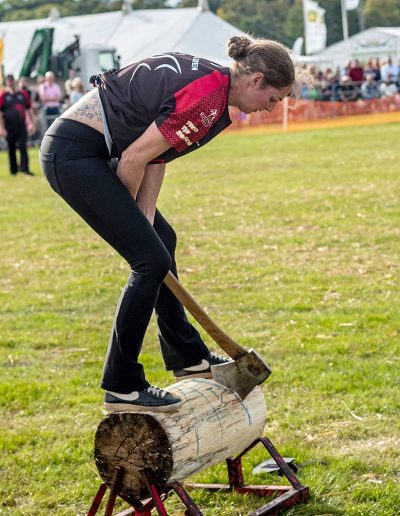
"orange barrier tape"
228,96,400,130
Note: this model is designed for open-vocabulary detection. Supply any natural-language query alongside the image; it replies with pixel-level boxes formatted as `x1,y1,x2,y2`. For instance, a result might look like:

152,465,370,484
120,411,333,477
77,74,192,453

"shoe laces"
146,386,167,398
209,352,229,363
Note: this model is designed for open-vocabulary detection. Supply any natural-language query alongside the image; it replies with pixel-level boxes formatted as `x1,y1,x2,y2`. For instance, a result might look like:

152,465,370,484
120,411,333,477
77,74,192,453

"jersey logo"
200,109,218,128
130,54,182,83
191,57,200,71
176,120,199,147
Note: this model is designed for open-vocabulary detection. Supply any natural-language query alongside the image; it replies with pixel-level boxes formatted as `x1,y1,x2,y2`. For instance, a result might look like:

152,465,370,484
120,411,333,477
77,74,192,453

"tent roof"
314,27,400,65
0,7,246,77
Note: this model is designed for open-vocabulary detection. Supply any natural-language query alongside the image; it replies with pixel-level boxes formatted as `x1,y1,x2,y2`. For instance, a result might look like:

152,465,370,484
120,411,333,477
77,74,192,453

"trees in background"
1,0,400,46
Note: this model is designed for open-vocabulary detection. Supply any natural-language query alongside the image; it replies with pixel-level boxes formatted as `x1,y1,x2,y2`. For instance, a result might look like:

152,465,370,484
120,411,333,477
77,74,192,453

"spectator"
361,74,380,100
0,74,36,175
381,57,398,82
338,75,358,102
348,59,364,85
18,77,32,100
365,58,381,82
38,71,62,128
69,77,85,104
379,74,398,97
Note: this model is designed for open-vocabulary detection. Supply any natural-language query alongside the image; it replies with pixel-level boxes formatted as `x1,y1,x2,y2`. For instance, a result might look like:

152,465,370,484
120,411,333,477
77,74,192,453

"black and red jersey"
0,89,31,129
97,53,232,162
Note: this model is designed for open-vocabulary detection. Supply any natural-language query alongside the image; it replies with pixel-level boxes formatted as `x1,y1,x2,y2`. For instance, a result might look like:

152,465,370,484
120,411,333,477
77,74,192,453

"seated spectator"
361,74,380,100
38,71,62,128
69,77,85,104
379,74,398,97
338,75,359,102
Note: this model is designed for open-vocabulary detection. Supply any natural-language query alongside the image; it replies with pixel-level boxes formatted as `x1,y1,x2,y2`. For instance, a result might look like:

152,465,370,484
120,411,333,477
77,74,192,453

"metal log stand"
87,435,309,516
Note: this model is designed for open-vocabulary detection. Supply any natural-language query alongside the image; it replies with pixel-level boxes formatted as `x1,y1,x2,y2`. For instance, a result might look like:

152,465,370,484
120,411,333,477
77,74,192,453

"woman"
40,36,298,413
69,76,86,105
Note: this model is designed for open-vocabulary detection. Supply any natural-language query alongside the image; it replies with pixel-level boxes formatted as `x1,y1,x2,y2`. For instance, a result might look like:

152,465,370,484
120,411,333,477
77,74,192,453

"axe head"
210,348,272,399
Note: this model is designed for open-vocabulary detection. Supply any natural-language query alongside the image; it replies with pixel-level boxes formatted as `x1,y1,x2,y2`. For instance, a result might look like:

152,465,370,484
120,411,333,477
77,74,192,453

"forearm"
0,113,6,135
26,109,35,127
116,121,171,210
116,154,146,200
136,163,166,225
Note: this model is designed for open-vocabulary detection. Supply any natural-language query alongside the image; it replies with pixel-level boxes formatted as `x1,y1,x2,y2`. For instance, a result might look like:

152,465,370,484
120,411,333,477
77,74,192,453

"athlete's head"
227,36,303,115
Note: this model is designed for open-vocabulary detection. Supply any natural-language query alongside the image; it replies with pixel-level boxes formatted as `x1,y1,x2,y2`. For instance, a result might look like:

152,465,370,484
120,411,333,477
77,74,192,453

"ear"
250,72,264,86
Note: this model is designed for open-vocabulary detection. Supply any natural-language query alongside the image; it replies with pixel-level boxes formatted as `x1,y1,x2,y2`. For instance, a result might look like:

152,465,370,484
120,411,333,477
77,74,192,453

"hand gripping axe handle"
164,271,272,399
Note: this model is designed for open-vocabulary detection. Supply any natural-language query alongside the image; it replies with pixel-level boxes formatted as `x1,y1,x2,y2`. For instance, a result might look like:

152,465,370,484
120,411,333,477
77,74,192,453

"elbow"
119,147,147,170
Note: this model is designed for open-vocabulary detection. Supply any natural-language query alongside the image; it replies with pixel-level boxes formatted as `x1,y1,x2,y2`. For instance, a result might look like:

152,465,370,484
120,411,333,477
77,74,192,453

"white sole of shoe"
104,400,183,413
173,371,213,381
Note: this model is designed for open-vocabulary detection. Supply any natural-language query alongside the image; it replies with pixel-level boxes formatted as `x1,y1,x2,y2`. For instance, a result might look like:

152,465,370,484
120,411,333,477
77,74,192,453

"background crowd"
0,70,86,175
302,56,400,102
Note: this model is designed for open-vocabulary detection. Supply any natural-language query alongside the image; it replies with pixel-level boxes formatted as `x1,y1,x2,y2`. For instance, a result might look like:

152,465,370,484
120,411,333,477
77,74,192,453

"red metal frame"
87,436,309,516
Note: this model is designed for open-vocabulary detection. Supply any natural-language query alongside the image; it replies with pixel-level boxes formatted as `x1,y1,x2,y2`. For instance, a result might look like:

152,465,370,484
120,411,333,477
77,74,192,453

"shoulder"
175,69,230,108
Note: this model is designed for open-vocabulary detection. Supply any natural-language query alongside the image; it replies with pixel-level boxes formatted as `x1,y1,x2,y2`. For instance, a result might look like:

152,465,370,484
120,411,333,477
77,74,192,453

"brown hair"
227,35,295,89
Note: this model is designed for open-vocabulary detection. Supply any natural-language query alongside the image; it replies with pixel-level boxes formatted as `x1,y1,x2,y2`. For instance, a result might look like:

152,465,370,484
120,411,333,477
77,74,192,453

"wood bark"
94,378,266,504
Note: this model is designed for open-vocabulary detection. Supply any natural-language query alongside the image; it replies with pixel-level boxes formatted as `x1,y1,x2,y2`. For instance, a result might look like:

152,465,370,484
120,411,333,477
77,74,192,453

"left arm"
136,163,166,225
26,108,36,135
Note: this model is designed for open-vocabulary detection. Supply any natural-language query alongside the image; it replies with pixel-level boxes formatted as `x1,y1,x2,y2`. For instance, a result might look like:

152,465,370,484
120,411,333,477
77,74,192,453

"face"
234,73,292,115
5,77,15,89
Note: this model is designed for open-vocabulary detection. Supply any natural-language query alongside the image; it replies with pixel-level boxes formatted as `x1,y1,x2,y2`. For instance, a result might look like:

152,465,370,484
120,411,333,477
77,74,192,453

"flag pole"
341,0,349,40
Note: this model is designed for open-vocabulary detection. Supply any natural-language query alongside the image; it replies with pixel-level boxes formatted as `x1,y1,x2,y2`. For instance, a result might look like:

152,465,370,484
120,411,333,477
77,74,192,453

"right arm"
117,122,171,201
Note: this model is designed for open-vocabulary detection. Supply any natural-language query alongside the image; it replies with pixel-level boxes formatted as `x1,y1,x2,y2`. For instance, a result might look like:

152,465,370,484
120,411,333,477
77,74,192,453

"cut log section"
94,378,266,504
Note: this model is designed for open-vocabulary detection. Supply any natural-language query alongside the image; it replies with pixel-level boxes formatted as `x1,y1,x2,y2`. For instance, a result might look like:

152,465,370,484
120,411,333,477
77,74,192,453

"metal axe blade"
164,272,273,398
211,349,272,399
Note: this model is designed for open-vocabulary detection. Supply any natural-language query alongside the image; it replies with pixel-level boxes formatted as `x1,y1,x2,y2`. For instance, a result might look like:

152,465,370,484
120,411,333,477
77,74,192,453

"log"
94,378,266,504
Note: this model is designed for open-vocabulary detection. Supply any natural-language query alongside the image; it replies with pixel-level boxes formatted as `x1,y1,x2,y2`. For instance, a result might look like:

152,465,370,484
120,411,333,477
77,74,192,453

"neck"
228,74,244,109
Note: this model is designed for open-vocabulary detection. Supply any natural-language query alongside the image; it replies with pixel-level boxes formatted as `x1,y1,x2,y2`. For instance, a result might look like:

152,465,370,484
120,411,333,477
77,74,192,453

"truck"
19,28,120,89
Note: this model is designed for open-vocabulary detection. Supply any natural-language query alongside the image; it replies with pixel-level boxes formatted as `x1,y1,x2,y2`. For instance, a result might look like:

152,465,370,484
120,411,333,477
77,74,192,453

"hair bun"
227,36,252,60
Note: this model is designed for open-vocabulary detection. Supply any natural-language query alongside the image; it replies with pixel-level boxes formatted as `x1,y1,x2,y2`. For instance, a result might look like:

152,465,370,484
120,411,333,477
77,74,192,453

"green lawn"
0,123,399,515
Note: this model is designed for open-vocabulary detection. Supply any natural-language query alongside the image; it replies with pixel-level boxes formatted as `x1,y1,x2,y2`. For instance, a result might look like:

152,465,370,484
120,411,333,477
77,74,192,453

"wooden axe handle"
163,271,248,361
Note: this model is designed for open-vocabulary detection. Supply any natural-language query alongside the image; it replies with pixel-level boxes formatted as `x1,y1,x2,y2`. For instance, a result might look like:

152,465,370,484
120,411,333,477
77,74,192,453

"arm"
136,163,166,225
117,121,171,218
25,108,36,135
0,95,6,138
0,114,6,138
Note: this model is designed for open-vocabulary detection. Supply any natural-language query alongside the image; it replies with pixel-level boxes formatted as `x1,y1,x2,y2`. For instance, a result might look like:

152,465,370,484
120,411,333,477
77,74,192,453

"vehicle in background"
19,28,119,90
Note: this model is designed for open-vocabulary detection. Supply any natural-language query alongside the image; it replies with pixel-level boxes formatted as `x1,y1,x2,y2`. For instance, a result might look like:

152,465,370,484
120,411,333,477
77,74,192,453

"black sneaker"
21,170,34,176
173,352,231,381
104,386,182,413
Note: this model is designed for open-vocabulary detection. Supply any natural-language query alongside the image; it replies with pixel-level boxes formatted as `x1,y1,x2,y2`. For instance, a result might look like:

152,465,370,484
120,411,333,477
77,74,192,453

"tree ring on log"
94,412,173,503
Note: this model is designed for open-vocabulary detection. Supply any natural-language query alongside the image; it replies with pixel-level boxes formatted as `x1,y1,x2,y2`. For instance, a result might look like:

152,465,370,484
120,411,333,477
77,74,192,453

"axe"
163,271,272,399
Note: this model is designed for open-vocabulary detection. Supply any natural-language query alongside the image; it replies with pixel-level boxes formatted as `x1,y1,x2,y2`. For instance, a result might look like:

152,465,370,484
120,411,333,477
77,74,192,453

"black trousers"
6,121,29,174
39,118,209,392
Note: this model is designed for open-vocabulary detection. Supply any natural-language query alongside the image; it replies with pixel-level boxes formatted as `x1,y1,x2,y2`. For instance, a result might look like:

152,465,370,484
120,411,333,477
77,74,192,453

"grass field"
1,121,399,515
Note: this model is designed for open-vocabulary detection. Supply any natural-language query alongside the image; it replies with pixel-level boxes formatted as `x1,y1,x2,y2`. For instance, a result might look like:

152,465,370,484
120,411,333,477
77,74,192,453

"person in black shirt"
0,74,36,175
40,36,298,412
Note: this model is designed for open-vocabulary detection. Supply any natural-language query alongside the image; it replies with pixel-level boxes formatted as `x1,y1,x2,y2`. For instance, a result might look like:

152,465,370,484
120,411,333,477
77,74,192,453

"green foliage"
177,0,221,11
365,0,400,27
0,121,400,514
0,0,122,21
1,0,400,46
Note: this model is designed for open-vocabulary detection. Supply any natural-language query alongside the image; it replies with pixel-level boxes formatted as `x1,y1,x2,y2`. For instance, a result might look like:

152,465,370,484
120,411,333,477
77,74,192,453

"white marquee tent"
0,1,247,78
315,27,400,68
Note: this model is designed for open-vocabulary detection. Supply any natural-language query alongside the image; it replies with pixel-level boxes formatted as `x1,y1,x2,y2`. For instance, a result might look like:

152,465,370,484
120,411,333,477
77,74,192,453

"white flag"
302,0,327,55
345,0,360,9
